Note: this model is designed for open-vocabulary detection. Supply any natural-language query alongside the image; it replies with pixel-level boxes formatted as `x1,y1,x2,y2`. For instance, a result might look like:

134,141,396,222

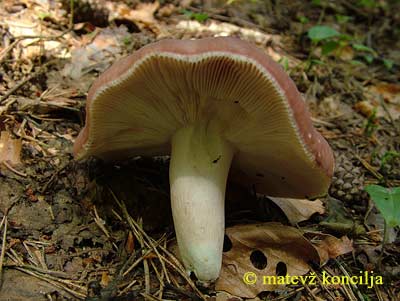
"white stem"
170,123,234,281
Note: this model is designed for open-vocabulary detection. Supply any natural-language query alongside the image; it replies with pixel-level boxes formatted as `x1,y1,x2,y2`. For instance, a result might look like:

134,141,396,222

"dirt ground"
0,0,399,300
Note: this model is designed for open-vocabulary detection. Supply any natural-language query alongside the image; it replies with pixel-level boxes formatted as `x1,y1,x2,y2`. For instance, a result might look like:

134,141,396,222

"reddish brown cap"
74,37,334,198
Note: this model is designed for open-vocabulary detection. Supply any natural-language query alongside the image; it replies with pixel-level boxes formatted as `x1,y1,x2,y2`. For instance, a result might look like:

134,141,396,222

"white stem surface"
170,123,234,281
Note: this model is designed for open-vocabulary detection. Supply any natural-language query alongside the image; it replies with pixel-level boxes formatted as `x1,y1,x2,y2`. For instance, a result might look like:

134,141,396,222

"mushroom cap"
74,37,334,198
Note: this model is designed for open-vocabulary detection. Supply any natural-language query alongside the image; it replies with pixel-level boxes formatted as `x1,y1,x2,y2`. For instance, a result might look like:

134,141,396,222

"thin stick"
122,249,153,277
335,260,365,301
110,190,169,282
0,215,7,282
0,60,57,104
378,220,388,271
140,292,163,301
1,161,27,177
15,267,86,299
139,219,151,294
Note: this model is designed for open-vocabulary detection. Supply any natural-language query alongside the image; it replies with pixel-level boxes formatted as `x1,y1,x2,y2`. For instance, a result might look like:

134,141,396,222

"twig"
0,60,57,105
378,220,388,271
270,287,305,300
118,279,137,296
109,189,206,300
110,190,170,283
309,267,336,300
4,262,70,279
303,282,319,301
335,260,365,301
164,283,204,301
140,292,163,301
1,161,27,177
93,206,118,250
0,215,8,284
40,162,69,193
311,117,336,128
356,155,384,181
122,248,153,277
149,259,164,299
138,219,151,295
15,266,86,299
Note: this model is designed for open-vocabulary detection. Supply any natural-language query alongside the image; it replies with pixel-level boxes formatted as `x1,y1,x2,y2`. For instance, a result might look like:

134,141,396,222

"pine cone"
329,155,365,202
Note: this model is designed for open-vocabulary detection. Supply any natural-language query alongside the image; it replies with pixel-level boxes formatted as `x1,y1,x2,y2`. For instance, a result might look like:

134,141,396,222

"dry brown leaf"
125,231,135,254
108,1,160,29
335,45,355,61
371,83,400,104
216,223,320,298
129,2,160,25
308,233,353,264
0,131,22,167
354,100,376,118
362,83,400,120
268,197,325,224
215,291,243,301
100,272,110,287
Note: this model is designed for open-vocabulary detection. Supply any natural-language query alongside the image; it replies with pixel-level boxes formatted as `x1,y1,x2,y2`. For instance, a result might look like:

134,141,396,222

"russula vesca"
74,37,334,281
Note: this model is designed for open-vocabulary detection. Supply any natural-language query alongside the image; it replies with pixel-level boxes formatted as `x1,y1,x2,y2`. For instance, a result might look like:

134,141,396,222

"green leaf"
311,0,323,6
180,9,208,22
352,43,376,55
363,54,374,64
278,57,289,71
181,9,193,17
350,59,365,66
321,40,339,55
383,59,394,70
38,12,51,20
192,12,209,22
365,185,400,228
358,0,376,8
336,15,351,24
310,59,325,65
308,26,341,42
298,16,309,24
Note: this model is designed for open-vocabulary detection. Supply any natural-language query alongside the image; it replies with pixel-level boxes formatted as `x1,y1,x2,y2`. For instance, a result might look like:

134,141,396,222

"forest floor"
0,0,399,300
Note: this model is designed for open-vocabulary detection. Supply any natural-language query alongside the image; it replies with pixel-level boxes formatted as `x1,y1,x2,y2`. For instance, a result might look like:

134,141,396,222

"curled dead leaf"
354,100,376,118
107,1,160,32
306,233,353,265
268,197,325,224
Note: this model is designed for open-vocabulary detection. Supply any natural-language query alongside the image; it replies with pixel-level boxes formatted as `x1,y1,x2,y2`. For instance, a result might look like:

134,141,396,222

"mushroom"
74,37,334,281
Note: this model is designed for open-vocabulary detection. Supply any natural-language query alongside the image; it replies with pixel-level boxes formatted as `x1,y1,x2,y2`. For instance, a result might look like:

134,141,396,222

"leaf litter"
215,223,353,299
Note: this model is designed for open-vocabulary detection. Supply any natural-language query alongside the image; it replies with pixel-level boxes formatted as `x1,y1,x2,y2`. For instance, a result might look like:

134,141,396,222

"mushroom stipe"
74,37,334,282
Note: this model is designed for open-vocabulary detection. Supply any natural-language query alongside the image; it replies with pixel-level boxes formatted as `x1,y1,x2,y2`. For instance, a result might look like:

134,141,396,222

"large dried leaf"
216,223,320,298
268,197,325,224
0,131,22,167
61,27,130,91
107,1,160,30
